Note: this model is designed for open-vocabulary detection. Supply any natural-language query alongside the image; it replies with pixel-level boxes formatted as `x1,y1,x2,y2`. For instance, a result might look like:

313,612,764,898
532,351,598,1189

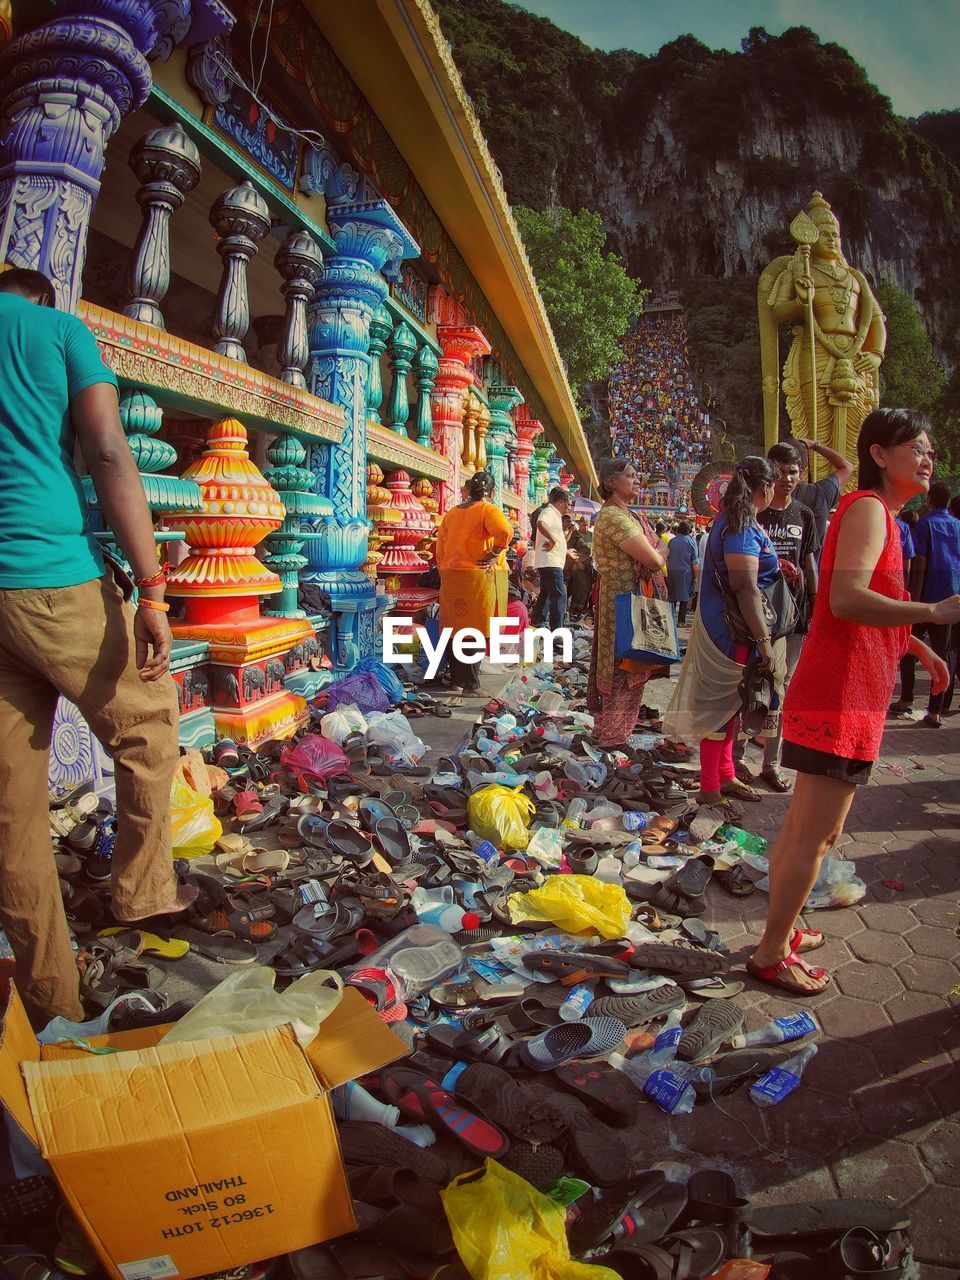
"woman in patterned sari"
588,458,667,748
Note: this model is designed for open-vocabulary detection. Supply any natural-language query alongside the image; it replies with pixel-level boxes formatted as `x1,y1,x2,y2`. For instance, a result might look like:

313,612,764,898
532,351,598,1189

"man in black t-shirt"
734,442,820,792
790,436,853,546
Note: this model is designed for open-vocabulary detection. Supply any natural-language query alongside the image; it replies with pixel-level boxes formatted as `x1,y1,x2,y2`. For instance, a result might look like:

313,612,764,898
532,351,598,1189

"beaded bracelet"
137,597,170,613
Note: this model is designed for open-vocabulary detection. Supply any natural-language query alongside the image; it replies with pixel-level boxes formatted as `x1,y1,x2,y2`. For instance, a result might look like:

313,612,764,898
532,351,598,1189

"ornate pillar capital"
0,0,214,308
487,383,522,511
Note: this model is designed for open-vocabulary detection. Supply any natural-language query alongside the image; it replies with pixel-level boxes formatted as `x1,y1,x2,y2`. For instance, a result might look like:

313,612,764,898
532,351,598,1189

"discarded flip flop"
553,1061,642,1126
715,863,756,897
98,927,189,961
679,975,746,1001
381,1067,508,1160
452,1063,567,1144
677,999,745,1063
520,1017,626,1071
522,949,631,986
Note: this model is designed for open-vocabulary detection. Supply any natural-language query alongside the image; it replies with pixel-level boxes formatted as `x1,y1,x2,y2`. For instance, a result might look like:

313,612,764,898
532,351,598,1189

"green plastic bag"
441,1160,619,1280
514,874,630,939
467,784,535,851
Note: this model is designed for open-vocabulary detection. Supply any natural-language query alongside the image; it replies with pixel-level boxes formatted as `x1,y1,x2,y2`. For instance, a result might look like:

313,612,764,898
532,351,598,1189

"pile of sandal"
37,651,913,1279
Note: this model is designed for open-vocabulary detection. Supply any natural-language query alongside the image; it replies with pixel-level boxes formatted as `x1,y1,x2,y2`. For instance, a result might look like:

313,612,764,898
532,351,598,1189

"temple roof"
314,0,598,494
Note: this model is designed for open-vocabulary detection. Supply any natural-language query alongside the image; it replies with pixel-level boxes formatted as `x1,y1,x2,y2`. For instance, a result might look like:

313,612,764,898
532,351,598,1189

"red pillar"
513,408,544,537
430,325,491,513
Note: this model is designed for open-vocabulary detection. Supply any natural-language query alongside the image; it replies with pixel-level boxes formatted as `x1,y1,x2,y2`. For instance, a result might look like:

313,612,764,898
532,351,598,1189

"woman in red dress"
749,409,960,994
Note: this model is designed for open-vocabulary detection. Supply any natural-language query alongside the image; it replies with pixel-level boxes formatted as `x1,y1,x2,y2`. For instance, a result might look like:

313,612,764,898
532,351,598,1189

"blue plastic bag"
355,656,406,704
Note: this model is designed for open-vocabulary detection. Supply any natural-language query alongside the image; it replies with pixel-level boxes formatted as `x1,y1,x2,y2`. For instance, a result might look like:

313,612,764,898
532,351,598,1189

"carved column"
487,384,522,511
366,304,392,425
210,179,270,362
303,199,418,663
387,320,416,437
263,434,332,617
461,392,478,473
431,326,490,513
514,410,543,536
475,397,490,471
505,439,517,491
275,229,323,388
548,454,563,492
413,342,439,448
124,122,200,328
533,441,553,507
0,1,216,310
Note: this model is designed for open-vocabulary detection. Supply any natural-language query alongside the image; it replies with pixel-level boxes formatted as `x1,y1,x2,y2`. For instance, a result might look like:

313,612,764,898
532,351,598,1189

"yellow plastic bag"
441,1160,619,1280
467,784,535,851
170,779,222,858
512,874,630,939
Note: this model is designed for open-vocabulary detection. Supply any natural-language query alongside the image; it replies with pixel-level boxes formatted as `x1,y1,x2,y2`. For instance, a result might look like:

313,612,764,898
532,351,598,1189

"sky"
518,0,960,117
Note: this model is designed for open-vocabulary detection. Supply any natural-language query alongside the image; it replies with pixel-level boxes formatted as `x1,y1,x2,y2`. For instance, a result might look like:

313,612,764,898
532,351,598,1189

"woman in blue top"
665,456,781,817
666,520,698,625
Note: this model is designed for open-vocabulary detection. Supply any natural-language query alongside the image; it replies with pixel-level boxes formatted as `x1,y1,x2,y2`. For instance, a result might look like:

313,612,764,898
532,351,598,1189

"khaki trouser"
0,576,179,1025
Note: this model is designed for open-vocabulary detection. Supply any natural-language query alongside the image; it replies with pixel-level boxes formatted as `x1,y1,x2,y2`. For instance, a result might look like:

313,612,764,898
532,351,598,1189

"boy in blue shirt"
907,481,960,725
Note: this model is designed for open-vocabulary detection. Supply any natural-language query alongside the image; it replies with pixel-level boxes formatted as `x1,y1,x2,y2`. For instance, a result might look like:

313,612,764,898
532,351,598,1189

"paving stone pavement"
415,667,960,1273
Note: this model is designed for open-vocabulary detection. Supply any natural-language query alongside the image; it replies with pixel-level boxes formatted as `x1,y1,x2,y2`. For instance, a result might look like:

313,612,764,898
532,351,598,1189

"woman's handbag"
706,525,797,644
615,576,683,664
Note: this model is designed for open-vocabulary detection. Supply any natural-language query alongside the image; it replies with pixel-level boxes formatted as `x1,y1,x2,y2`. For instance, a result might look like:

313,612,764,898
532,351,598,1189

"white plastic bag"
365,709,426,765
320,702,369,745
162,966,343,1047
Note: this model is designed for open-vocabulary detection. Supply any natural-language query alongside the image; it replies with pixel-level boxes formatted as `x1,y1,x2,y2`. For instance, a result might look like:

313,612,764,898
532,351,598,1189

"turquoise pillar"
487,383,522,512
303,199,418,663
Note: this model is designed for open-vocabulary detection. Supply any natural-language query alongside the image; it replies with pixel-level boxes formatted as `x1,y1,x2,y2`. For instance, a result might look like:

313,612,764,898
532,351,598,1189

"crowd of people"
607,311,713,509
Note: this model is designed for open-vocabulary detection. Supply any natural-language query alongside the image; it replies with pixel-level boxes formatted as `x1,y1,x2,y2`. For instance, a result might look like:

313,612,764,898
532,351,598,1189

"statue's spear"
790,210,820,451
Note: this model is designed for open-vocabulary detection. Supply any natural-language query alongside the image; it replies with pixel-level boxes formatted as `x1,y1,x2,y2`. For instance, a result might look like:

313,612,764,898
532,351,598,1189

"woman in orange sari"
436,471,513,698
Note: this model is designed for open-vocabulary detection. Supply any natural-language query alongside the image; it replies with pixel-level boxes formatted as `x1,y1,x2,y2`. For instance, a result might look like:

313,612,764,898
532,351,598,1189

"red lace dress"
783,492,911,762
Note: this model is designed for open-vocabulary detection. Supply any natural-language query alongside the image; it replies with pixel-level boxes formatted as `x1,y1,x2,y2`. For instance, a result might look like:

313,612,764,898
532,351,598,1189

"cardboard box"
0,985,406,1280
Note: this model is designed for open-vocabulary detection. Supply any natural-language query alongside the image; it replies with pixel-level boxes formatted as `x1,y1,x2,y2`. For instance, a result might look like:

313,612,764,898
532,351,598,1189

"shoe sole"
590,985,685,1026
677,998,745,1062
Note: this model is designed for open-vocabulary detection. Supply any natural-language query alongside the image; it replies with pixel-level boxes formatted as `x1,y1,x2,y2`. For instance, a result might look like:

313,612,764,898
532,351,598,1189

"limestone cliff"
433,5,960,363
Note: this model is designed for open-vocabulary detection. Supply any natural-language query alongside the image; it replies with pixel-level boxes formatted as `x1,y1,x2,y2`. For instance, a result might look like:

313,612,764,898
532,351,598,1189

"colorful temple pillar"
431,325,491,513
167,418,315,746
0,0,230,309
533,440,553,506
365,304,393,426
387,321,417,437
302,198,418,663
547,454,563,492
262,435,333,619
487,384,523,512
513,411,543,536
412,342,439,449
474,394,490,472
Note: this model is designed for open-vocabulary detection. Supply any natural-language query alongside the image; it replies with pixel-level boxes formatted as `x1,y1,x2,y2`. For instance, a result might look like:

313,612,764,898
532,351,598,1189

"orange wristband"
136,597,170,613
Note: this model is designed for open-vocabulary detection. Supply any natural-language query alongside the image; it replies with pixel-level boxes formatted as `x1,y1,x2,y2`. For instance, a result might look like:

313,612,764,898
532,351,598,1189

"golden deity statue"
759,191,886,477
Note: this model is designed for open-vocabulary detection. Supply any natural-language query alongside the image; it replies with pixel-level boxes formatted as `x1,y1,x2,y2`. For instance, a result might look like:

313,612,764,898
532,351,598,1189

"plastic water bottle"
623,810,652,832
561,797,588,830
610,1010,683,1086
596,854,623,885
643,1068,695,1115
542,723,574,749
410,887,480,933
729,1010,818,1050
750,1043,818,1108
475,733,504,762
717,825,768,855
332,1081,400,1128
464,832,500,865
559,983,595,1022
668,1061,716,1086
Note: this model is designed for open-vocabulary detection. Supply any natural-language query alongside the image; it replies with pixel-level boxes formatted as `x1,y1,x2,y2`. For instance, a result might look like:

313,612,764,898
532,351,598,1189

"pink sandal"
746,950,830,995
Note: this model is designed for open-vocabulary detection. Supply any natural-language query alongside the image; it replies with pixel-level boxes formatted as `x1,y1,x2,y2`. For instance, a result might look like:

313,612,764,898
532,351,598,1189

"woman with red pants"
750,409,960,994
666,457,783,817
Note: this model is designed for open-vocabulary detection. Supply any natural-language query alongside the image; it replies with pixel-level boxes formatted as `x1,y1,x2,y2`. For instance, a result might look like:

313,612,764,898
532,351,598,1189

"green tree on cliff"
514,205,642,402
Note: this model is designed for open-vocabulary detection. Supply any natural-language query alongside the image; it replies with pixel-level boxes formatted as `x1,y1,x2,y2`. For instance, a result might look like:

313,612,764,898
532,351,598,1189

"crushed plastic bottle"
643,1068,695,1115
596,854,623,885
609,1009,683,1086
730,1010,818,1049
561,797,588,830
559,983,595,1021
750,1043,818,1108
542,723,574,749
717,826,768,855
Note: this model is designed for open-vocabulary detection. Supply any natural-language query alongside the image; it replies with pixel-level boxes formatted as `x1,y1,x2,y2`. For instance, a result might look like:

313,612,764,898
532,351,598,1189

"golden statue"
759,192,886,478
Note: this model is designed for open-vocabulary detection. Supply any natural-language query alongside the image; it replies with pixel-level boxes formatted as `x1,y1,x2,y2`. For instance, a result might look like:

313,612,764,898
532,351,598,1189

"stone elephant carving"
303,635,320,662
181,668,209,711
242,665,267,701
264,658,286,692
211,668,240,705
283,643,305,673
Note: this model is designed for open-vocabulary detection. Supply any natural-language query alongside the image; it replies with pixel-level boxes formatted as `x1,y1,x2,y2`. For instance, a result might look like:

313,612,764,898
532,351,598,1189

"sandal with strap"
746,949,830,995
720,777,763,803
791,925,825,953
714,863,756,897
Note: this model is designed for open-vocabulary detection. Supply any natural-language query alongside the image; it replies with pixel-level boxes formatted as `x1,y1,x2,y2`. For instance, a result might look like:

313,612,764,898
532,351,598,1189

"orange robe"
436,500,513,638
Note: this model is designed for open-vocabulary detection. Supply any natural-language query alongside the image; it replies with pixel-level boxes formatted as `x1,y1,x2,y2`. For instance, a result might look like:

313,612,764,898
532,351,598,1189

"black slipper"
553,1060,642,1126
566,1125,630,1188
677,999,745,1063
680,1168,752,1257
336,1120,448,1184
453,1063,567,1143
570,1171,686,1251
500,1142,565,1189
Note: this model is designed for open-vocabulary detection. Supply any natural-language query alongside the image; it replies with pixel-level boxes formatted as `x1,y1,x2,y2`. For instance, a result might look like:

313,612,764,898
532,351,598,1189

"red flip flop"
380,1067,508,1159
746,950,830,996
790,927,825,953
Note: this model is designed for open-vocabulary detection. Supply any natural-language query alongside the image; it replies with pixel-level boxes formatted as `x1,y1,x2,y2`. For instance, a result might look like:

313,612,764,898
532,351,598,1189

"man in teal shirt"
0,268,192,1027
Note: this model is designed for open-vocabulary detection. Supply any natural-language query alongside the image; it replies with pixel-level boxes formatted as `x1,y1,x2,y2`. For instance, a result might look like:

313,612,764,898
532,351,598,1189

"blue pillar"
303,199,418,664
548,454,563,492
0,1,230,310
